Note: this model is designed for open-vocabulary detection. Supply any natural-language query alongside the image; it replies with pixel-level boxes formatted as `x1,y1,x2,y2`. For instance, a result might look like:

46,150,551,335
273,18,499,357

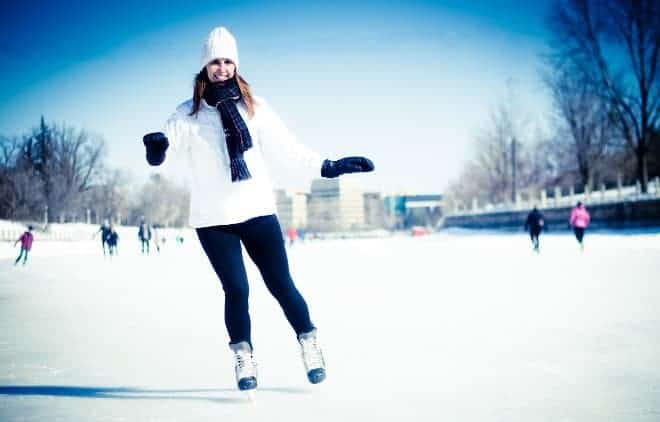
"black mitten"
321,156,375,178
143,132,169,166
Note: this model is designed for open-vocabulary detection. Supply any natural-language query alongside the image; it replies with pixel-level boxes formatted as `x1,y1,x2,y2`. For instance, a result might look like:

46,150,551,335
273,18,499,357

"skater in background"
569,201,591,250
14,226,34,266
524,206,545,253
286,227,297,246
152,225,161,253
107,225,119,256
142,26,374,392
138,221,152,255
94,219,111,255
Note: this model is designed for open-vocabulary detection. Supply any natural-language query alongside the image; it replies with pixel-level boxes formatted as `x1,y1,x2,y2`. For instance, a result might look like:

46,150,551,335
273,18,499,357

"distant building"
277,184,442,232
383,193,443,229
275,189,308,231
363,192,386,229
307,178,365,232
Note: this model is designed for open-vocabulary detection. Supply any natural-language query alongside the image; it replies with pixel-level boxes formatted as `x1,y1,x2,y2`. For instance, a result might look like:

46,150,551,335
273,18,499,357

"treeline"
448,0,659,208
0,117,189,226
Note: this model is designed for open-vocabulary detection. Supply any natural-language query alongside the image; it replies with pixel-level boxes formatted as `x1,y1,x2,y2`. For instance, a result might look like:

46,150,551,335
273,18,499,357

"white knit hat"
200,27,239,70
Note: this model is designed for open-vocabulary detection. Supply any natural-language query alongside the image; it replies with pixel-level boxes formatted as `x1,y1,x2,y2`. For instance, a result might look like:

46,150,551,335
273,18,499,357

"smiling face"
205,58,236,82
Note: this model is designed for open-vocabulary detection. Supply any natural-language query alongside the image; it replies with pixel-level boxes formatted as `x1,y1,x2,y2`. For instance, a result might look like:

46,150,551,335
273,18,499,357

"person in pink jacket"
569,202,591,250
14,225,34,266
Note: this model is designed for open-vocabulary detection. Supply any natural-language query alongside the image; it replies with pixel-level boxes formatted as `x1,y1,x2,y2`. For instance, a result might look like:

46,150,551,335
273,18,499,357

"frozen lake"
1,230,660,421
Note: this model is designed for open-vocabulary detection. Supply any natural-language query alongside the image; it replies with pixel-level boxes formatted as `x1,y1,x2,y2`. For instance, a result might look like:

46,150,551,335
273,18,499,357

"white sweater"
162,97,323,228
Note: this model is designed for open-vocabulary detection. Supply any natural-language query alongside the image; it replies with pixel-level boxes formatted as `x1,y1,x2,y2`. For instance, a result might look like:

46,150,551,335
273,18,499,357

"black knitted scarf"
203,77,253,182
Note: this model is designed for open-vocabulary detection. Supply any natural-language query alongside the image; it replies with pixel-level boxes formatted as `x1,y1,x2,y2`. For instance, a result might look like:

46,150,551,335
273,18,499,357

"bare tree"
548,0,660,191
0,118,107,221
0,135,44,219
518,127,558,190
130,174,189,227
81,168,132,224
30,117,106,219
544,66,617,186
0,135,20,217
474,106,515,204
447,101,548,208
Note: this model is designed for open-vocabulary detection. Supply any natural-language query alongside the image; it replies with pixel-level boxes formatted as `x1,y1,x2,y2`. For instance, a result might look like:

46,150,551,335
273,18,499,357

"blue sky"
1,0,553,193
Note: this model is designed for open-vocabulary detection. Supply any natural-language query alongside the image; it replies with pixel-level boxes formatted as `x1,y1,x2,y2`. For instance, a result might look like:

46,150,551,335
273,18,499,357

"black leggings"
196,214,314,347
573,227,585,243
140,239,150,254
529,228,541,249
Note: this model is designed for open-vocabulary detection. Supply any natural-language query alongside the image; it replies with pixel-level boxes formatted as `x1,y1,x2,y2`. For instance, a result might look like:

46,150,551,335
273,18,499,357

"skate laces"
234,351,256,378
300,336,325,369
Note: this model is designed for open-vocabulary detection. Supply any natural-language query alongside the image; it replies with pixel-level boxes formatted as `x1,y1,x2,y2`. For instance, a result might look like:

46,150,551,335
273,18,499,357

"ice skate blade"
307,368,326,384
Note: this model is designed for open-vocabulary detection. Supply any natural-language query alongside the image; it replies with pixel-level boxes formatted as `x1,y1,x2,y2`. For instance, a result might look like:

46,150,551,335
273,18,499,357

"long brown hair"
189,70,257,118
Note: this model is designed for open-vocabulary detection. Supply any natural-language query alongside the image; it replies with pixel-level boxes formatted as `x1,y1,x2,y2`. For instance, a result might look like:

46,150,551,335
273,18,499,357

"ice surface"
1,230,660,421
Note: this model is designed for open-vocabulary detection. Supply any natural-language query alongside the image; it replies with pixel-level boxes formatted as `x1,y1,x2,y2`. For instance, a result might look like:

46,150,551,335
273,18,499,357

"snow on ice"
1,228,660,421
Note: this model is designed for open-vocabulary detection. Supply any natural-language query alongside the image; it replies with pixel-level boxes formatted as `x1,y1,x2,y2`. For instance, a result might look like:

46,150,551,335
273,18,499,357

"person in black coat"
107,225,119,256
138,221,152,255
524,206,545,253
95,220,111,255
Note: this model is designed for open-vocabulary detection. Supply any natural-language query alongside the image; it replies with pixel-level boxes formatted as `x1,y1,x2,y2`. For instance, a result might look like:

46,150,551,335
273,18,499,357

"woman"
14,225,34,266
142,27,374,391
569,201,591,250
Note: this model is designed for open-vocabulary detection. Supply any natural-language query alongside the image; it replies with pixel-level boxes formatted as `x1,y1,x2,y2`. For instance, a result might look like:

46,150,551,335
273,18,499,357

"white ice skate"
298,329,326,384
229,341,258,392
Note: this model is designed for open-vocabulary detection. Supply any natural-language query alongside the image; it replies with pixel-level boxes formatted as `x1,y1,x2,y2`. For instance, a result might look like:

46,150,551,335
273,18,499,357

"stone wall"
443,199,660,230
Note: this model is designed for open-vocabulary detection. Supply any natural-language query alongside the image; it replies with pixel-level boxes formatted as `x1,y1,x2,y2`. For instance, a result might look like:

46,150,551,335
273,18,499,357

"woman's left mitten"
321,156,374,178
